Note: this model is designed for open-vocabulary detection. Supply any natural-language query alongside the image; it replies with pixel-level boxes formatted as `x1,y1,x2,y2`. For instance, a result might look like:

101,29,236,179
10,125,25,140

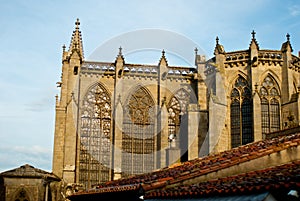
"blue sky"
0,0,300,172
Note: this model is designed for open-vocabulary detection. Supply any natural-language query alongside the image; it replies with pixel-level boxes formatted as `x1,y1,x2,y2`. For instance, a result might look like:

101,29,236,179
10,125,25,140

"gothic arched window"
230,76,253,148
167,88,190,161
122,87,155,177
260,76,280,134
168,96,181,146
79,83,112,189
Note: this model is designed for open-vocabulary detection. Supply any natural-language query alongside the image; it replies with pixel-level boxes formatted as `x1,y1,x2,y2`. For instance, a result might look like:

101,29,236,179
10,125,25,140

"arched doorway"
13,188,30,201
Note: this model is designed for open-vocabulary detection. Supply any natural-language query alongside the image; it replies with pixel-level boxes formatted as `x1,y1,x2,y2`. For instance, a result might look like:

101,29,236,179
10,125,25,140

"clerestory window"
260,76,280,135
230,76,253,148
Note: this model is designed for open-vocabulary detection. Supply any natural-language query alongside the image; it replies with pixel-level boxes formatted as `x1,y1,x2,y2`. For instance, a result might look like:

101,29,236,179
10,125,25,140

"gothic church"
52,19,300,190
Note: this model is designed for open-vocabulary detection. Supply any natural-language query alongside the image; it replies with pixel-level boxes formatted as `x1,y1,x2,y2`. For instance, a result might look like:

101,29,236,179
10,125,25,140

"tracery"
79,83,112,189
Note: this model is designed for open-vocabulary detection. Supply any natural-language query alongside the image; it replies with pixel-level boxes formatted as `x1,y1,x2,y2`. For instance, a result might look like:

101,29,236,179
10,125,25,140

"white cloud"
289,5,300,16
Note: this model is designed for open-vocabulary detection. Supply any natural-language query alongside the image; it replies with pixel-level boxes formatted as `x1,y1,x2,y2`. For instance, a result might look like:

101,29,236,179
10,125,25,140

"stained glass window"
261,98,269,135
230,99,241,147
167,88,190,162
167,96,181,148
260,76,280,135
122,87,155,177
230,76,253,148
79,83,112,189
270,99,280,132
241,98,253,144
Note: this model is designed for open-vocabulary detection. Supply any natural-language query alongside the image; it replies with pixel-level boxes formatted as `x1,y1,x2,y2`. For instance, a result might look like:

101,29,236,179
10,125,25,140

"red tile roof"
145,160,300,198
72,184,141,196
70,131,300,199
96,132,300,190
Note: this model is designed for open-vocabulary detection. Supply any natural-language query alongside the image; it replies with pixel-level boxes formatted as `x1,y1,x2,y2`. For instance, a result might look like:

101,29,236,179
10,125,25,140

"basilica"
51,19,300,192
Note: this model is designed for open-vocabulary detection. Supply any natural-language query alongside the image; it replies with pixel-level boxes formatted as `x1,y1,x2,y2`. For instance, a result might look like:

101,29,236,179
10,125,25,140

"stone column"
253,90,262,140
187,104,200,160
113,100,123,180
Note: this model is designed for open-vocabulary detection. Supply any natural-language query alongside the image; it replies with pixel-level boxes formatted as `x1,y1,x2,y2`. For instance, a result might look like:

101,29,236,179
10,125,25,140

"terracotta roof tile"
87,132,300,196
146,159,299,198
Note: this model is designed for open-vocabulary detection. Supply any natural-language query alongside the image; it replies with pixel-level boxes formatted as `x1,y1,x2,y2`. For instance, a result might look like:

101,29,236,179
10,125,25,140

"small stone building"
0,164,61,201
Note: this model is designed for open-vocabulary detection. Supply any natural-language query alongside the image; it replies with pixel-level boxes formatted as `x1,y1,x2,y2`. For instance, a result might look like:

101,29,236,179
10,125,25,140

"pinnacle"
75,18,80,29
194,47,198,55
68,18,84,59
159,49,168,66
251,30,256,39
249,30,259,50
119,46,123,56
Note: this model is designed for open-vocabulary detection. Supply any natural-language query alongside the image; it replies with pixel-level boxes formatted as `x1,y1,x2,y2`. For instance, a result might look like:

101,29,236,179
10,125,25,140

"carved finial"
216,36,219,45
75,18,80,29
251,30,256,39
286,33,290,42
118,46,122,56
194,47,198,55
62,44,66,52
159,49,168,66
255,83,258,91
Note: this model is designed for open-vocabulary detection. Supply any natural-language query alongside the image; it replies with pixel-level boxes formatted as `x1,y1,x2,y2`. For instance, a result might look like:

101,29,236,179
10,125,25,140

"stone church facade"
52,19,300,190
0,164,61,201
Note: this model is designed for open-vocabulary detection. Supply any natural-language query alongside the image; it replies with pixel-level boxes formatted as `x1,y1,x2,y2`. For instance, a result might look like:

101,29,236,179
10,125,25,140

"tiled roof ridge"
95,132,300,191
74,184,141,196
145,160,300,199
67,184,144,199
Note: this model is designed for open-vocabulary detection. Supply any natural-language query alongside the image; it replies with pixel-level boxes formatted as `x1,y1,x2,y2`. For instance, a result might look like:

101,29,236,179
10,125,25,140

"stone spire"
115,46,125,65
249,30,259,67
68,18,84,60
214,36,225,55
281,33,293,103
249,30,259,50
194,47,199,66
194,47,198,55
159,49,168,66
281,33,293,52
118,46,123,56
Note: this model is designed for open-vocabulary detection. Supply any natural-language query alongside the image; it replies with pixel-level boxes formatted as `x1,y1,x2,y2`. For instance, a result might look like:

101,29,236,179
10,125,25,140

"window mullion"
240,98,243,146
